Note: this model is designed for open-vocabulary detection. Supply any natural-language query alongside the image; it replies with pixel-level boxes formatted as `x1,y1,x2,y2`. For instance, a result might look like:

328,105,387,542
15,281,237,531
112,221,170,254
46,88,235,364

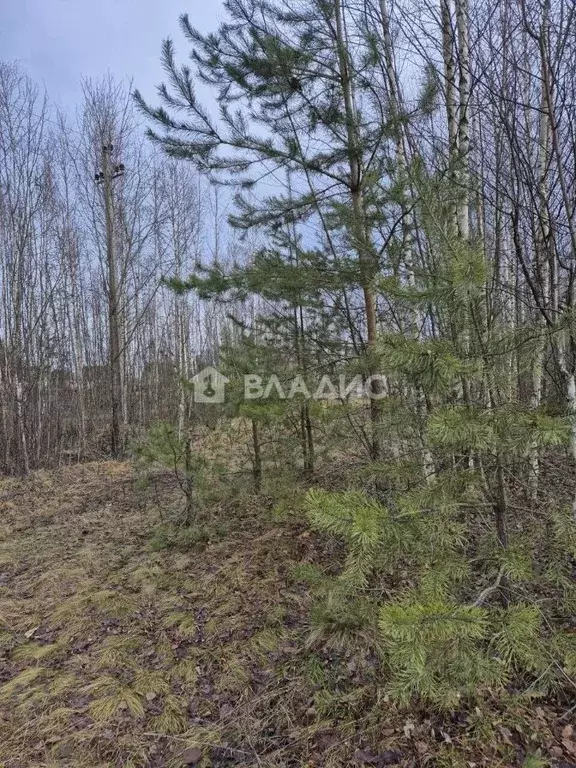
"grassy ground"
0,462,573,767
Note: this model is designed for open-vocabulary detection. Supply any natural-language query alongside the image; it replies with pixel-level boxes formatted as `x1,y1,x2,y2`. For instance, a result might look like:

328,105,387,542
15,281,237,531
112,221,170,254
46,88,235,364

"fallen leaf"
377,753,403,766
415,740,428,755
563,738,576,757
403,721,415,738
353,751,403,767
181,747,202,765
354,749,378,764
57,743,74,759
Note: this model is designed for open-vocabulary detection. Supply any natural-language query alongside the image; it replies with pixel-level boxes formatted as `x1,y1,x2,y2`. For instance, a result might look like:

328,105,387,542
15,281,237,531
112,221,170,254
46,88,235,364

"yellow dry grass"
0,462,352,768
0,461,563,768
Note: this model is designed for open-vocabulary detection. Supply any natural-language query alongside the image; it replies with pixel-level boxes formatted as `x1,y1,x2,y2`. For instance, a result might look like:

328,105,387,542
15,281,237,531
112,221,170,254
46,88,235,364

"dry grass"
0,461,569,767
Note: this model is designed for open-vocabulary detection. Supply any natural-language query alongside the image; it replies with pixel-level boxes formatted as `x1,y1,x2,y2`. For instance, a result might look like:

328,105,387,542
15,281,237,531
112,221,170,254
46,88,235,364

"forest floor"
0,462,574,768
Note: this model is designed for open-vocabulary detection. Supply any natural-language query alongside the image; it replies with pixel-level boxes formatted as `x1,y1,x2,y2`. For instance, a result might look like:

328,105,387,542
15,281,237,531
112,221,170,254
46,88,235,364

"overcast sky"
0,0,223,109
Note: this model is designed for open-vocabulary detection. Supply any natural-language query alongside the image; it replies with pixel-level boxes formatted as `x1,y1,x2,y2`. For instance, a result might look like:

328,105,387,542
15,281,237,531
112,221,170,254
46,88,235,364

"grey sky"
1,0,223,109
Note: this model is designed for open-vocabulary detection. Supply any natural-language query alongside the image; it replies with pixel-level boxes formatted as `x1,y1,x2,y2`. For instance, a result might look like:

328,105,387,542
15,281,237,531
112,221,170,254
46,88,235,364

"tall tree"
135,0,405,460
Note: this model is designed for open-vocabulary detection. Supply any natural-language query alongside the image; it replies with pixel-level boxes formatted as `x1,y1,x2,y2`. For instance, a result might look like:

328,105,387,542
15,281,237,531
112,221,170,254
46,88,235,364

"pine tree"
134,422,205,526
133,0,576,715
134,0,407,460
303,171,576,708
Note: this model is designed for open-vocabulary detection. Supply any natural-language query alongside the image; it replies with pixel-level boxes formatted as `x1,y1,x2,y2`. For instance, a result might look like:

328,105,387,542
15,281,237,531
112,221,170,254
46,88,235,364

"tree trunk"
334,0,383,460
456,0,470,241
252,419,262,493
494,454,510,606
380,0,435,480
441,0,459,188
184,435,195,526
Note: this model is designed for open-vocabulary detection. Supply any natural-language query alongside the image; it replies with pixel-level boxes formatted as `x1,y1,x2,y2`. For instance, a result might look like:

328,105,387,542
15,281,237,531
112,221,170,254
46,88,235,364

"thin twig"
472,565,506,607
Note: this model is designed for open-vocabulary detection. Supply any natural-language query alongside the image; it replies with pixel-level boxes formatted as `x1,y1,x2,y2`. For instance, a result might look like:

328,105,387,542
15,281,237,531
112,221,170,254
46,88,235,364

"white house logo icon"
191,367,229,403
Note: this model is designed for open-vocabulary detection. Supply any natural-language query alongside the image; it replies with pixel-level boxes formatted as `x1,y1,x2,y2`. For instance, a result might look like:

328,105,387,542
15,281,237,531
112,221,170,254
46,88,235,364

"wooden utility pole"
95,144,125,458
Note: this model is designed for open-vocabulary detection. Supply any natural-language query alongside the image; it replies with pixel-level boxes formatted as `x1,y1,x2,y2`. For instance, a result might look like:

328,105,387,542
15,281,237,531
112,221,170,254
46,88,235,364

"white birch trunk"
381,0,435,480
528,2,551,502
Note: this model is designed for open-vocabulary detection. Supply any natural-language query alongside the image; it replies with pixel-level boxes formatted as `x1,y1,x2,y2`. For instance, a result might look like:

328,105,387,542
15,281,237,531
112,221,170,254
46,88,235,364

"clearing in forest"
0,462,572,767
